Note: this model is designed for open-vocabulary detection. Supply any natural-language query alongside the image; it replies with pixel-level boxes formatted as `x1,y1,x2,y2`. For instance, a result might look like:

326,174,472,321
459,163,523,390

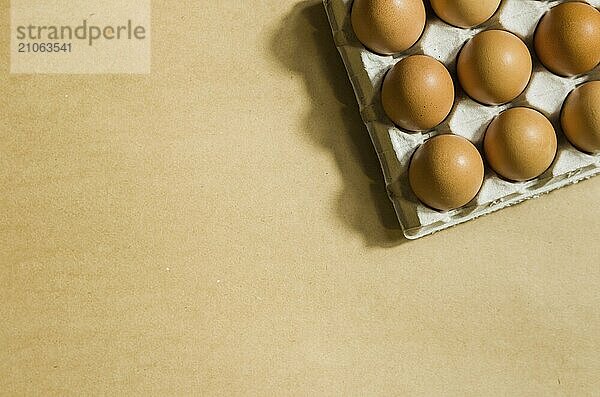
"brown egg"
457,30,532,105
534,2,600,77
561,81,600,154
484,107,557,182
430,0,501,28
382,55,455,131
409,134,484,211
351,0,426,55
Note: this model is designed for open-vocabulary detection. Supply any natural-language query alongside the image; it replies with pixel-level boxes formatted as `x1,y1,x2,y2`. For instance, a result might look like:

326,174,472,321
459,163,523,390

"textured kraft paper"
1,1,600,396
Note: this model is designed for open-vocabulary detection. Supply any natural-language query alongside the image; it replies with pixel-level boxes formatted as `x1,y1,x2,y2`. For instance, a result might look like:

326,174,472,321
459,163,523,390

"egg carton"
323,0,600,239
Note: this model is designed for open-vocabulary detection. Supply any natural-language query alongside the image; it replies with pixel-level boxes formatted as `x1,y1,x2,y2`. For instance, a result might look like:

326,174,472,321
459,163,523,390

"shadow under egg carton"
323,0,600,239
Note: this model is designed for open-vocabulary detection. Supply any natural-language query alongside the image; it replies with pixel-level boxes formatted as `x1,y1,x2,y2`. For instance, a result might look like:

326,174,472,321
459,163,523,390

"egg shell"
409,134,484,211
534,2,600,77
382,55,455,132
484,107,557,182
561,81,600,154
430,0,501,28
457,29,532,106
351,0,426,55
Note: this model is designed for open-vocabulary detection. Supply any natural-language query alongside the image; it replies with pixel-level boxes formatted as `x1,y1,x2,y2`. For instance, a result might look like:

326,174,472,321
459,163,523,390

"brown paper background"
1,1,600,395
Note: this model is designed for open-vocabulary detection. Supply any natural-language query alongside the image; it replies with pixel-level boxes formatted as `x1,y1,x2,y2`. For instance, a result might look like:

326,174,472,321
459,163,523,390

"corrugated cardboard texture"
1,1,600,395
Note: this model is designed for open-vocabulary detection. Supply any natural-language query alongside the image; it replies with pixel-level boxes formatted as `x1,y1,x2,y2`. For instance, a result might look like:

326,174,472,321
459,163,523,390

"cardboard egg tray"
323,0,600,239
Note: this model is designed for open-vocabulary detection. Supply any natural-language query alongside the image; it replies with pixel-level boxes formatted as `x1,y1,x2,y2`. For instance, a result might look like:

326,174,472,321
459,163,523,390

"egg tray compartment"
323,0,600,239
